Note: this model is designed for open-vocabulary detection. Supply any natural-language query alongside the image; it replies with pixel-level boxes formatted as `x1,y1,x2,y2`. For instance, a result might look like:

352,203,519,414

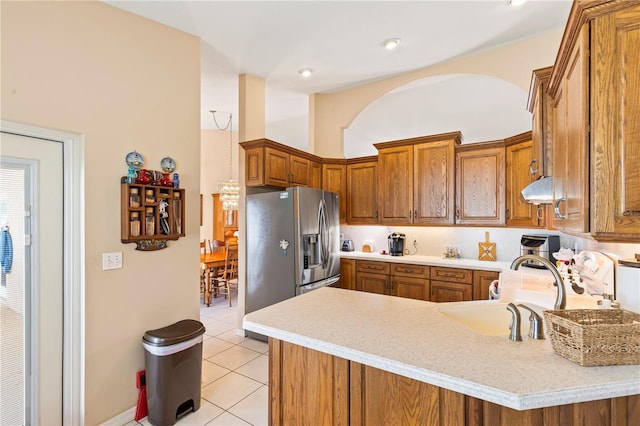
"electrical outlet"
413,237,418,247
103,252,123,270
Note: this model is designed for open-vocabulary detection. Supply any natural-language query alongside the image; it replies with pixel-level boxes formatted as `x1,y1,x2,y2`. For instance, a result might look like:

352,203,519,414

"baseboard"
100,405,138,425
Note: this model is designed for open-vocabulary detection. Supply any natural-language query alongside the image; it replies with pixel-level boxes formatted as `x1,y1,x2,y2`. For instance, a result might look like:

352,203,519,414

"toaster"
341,240,354,251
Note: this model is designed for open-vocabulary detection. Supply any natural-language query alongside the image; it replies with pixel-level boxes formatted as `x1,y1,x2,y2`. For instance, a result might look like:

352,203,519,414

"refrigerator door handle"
319,199,329,269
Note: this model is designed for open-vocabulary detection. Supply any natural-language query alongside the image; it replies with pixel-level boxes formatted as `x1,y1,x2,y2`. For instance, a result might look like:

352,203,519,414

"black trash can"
142,319,206,426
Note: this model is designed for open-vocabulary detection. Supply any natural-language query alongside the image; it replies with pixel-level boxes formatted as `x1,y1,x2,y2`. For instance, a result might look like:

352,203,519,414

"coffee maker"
388,233,406,256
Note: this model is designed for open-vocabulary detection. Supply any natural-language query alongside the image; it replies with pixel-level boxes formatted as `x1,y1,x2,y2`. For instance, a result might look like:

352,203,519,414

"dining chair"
200,240,209,305
209,239,225,253
214,243,239,307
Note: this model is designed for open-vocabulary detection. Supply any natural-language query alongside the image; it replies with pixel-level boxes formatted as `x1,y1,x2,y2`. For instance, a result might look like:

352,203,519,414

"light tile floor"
126,293,269,426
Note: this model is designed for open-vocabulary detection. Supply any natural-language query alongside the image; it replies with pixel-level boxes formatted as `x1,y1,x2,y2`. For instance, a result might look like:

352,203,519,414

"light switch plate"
103,252,122,270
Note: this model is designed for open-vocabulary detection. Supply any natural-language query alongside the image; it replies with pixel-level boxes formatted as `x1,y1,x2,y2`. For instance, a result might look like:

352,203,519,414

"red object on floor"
134,370,148,421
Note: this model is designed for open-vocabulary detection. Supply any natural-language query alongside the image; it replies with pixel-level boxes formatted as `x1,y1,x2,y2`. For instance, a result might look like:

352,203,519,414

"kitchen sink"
435,290,599,336
434,302,537,336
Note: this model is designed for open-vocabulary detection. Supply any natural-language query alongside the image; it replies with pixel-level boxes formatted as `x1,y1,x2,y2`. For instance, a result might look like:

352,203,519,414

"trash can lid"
142,319,205,347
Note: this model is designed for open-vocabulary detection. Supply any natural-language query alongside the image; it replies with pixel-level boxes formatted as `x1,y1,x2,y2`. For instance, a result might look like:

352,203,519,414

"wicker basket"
543,309,640,366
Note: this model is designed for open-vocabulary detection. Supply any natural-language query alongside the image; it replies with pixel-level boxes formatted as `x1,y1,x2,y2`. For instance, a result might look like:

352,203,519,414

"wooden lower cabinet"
473,270,500,301
270,339,640,426
339,258,356,290
430,266,473,302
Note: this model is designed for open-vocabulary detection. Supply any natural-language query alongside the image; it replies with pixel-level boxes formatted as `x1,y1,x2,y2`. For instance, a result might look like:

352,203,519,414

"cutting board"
478,232,496,261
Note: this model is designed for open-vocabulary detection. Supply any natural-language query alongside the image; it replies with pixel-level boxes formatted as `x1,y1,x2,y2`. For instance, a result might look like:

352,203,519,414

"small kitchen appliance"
341,240,354,251
388,233,406,256
519,234,560,268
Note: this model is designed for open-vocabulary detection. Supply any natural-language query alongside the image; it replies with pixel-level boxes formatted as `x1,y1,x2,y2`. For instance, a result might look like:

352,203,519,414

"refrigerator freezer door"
246,191,296,315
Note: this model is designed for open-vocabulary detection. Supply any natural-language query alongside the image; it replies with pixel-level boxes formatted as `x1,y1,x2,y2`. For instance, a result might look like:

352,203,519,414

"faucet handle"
517,304,545,340
506,303,522,342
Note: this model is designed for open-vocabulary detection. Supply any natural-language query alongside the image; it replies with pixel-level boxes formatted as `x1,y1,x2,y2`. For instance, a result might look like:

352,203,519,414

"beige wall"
1,1,201,424
310,28,564,157
200,129,238,241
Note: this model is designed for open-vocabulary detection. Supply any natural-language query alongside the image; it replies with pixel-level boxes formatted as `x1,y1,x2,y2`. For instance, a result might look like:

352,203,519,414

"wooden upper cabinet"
322,161,347,223
309,160,322,190
346,157,378,224
376,145,413,224
455,142,506,226
374,133,460,225
505,132,543,228
414,139,456,225
551,26,590,234
590,4,640,239
528,66,554,178
240,139,319,188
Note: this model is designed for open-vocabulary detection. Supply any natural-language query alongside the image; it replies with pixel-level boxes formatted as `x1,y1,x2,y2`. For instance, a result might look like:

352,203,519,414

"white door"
0,132,63,425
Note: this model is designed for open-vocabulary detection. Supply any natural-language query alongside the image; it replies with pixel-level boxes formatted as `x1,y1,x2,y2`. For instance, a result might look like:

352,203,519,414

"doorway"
0,123,83,425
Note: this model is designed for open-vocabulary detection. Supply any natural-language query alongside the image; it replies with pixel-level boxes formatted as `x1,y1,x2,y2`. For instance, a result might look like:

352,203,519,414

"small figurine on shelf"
172,173,180,188
136,169,150,185
159,199,170,235
126,166,137,184
161,173,172,187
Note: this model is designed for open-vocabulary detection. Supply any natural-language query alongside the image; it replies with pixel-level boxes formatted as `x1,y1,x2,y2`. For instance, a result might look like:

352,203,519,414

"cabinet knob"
554,198,567,219
529,159,539,176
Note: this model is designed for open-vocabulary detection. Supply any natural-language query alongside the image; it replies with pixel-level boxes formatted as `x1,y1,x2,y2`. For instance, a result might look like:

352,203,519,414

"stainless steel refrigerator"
246,187,340,334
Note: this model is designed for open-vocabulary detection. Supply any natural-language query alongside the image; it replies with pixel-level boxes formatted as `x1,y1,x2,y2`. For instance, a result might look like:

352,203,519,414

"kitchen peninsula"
243,287,640,425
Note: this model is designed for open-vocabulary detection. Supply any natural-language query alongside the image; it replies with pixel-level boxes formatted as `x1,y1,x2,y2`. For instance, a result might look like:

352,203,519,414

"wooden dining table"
200,250,226,306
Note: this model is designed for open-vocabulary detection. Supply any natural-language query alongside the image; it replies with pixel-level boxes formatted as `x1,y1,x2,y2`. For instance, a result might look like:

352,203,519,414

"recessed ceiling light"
382,38,401,50
298,68,313,77
509,0,527,6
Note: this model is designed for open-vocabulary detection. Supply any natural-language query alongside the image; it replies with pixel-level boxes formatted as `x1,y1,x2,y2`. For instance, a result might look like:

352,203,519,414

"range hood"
521,176,554,204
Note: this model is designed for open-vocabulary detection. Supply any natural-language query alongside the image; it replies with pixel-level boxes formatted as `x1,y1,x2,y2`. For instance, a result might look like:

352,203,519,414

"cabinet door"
356,272,389,295
340,258,356,290
244,147,264,186
322,163,347,223
414,141,455,225
506,140,540,227
392,276,429,301
308,160,322,189
472,270,499,301
552,26,589,233
264,147,290,187
377,146,413,224
591,5,640,239
430,281,472,302
455,146,506,225
289,155,310,187
347,161,378,224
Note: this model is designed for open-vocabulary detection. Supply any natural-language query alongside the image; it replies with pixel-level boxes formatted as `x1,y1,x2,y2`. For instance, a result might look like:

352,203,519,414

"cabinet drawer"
391,263,429,278
356,260,390,274
430,267,472,284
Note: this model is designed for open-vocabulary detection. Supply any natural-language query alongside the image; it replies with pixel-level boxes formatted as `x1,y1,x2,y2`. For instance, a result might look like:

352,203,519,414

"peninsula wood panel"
590,4,640,239
346,160,378,224
414,140,456,225
377,145,413,224
351,362,440,426
270,338,640,426
455,145,506,225
269,339,349,426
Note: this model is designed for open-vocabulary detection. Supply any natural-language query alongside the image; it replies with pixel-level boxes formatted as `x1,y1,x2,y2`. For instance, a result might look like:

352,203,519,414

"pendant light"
210,110,239,211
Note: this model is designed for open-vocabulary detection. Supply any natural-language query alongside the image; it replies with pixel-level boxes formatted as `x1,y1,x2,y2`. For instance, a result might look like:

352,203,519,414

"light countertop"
340,251,512,272
243,287,640,410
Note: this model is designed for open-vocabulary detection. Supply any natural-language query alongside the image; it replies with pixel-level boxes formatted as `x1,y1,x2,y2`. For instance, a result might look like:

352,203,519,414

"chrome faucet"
510,254,566,310
506,303,522,341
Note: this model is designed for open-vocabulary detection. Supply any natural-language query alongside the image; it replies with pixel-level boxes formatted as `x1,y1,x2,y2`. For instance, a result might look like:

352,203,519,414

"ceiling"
105,0,572,156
